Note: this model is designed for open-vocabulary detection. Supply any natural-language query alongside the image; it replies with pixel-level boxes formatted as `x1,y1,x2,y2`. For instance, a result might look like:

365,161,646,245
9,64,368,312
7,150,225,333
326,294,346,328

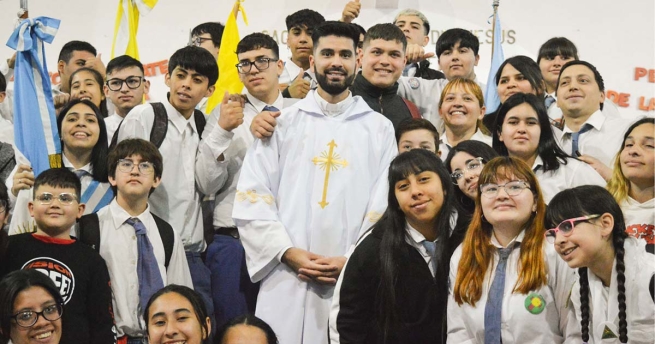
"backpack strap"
402,97,422,119
78,213,101,251
149,102,169,149
151,213,175,269
108,118,124,152
193,109,207,137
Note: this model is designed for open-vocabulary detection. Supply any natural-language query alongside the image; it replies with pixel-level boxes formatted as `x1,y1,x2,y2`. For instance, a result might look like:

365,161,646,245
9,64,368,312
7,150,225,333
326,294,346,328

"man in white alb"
233,21,397,344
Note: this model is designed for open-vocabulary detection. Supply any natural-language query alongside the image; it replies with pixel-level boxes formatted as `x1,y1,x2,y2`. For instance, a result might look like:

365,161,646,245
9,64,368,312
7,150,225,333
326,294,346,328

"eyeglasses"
12,303,63,328
106,76,144,91
189,36,213,47
236,57,279,74
117,159,155,175
545,214,600,243
480,180,530,198
450,157,484,185
35,193,78,205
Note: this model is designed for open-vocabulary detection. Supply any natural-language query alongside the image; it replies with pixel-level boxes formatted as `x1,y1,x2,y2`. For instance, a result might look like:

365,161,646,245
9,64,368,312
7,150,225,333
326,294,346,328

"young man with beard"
233,21,397,344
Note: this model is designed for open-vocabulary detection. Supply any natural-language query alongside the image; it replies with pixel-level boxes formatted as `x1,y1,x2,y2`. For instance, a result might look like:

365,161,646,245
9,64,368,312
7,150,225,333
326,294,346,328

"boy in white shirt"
83,138,192,343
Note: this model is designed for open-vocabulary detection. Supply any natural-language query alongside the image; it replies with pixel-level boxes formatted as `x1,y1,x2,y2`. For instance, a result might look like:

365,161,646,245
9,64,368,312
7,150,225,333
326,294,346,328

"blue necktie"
544,95,556,109
484,245,514,344
571,124,593,155
422,240,437,274
72,169,90,179
263,105,279,112
126,217,164,314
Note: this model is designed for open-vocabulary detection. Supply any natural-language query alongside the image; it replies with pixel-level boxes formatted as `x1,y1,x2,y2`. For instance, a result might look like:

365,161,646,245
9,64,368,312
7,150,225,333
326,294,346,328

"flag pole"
19,0,28,19
491,0,499,59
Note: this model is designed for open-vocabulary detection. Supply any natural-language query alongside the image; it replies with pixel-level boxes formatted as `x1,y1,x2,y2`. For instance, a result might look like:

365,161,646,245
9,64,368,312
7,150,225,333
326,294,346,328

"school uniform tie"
570,124,593,155
421,240,437,275
263,105,279,113
72,169,90,179
544,95,556,109
484,245,515,344
126,217,164,314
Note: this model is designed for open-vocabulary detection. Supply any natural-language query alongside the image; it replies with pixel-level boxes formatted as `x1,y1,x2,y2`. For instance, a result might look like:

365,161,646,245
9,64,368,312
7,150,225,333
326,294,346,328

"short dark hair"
285,9,325,31
68,67,110,118
58,40,97,64
237,32,280,60
33,168,82,201
144,285,210,344
557,60,605,110
0,72,6,93
436,28,479,57
494,55,545,96
216,314,279,344
57,99,109,182
395,118,438,147
363,23,408,51
311,21,360,52
191,22,225,48
0,269,64,343
106,55,145,76
537,37,579,64
352,23,366,37
108,139,163,196
167,46,219,87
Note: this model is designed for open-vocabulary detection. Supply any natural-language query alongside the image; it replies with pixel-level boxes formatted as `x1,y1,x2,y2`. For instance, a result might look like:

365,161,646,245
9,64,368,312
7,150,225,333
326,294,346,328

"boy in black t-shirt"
1,168,116,344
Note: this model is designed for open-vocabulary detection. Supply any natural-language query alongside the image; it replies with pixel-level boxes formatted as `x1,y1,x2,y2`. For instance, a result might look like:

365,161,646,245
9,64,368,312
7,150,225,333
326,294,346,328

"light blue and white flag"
484,12,505,114
6,16,62,175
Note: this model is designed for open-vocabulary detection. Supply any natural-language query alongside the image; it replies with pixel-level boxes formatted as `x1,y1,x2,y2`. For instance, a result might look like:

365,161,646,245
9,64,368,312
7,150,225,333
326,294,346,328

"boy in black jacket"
1,168,116,344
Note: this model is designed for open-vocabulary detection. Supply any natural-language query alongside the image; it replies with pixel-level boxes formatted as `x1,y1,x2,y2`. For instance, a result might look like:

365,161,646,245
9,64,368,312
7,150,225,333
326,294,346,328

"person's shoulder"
7,232,32,244
124,102,155,120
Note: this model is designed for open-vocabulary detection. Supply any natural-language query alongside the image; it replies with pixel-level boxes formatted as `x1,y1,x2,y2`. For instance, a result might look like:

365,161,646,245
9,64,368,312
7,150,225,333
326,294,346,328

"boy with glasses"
83,138,192,343
0,168,116,344
104,56,150,142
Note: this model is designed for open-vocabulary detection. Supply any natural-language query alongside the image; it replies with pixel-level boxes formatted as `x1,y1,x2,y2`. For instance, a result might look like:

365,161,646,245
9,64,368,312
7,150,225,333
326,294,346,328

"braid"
579,267,591,343
614,234,628,343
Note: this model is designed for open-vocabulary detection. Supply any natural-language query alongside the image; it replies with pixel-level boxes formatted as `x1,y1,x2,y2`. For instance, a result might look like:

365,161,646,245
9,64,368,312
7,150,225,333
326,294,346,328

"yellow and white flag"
206,0,248,114
110,0,157,59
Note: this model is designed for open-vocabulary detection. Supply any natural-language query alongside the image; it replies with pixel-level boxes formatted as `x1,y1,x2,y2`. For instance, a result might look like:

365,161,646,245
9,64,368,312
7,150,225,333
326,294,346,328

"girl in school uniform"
492,93,605,204
606,117,655,253
545,185,655,343
8,99,111,234
329,149,460,344
448,156,575,343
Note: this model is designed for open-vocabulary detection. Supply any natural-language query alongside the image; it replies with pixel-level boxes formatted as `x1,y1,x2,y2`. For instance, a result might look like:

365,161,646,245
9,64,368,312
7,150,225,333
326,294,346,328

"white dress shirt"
532,156,606,204
554,109,630,167
447,231,575,343
278,59,318,89
95,200,192,338
104,112,123,144
117,100,223,252
202,91,297,228
439,129,492,161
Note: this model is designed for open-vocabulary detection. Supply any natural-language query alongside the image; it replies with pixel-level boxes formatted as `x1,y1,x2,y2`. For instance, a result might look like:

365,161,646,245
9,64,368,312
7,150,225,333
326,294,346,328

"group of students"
0,3,653,344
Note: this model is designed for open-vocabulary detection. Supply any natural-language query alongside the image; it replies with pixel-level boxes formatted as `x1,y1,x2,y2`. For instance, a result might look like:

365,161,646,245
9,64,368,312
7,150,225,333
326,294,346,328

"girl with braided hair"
545,185,655,343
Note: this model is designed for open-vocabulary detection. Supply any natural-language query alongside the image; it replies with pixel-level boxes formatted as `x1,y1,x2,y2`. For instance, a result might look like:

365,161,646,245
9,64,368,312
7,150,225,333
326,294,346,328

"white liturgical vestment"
233,90,397,344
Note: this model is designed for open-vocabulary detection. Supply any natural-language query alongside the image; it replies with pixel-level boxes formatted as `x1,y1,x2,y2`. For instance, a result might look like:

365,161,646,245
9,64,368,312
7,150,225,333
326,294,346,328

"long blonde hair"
453,156,548,306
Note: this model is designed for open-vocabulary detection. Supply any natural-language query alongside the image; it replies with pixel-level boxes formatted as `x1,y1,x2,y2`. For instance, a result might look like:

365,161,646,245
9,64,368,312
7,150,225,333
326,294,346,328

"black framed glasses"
106,76,144,91
189,36,213,47
35,193,78,205
236,57,279,74
545,214,600,243
480,180,530,198
450,157,484,184
117,159,155,175
12,303,63,328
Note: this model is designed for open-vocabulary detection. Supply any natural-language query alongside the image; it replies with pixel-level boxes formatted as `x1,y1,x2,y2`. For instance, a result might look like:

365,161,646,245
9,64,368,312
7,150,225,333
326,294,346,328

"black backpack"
109,102,206,150
78,212,175,269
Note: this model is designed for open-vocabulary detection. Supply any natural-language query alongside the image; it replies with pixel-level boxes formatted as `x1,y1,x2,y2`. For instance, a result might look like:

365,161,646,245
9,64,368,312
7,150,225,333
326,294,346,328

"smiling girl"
545,185,655,343
145,285,212,344
69,67,109,118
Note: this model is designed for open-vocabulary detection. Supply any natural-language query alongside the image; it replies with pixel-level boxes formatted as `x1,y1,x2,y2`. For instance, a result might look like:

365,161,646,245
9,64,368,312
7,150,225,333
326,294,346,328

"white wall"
0,0,653,116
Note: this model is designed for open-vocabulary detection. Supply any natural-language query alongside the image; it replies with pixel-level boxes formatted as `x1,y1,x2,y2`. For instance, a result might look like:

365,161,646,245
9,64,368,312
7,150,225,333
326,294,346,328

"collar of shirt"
352,73,399,98
244,90,285,113
313,90,355,117
164,100,198,134
108,198,151,231
532,155,544,172
62,153,92,174
562,109,604,135
405,221,438,257
439,128,488,148
490,229,525,249
545,92,556,99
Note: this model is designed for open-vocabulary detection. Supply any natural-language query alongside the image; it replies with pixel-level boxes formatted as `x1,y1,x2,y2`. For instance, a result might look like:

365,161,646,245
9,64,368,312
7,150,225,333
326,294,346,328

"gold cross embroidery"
312,140,348,208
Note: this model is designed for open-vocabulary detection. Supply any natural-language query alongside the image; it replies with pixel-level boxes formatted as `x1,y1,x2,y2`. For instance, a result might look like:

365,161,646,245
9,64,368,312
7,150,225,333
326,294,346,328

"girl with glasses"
492,92,605,204
545,185,655,343
0,269,64,344
448,156,574,343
